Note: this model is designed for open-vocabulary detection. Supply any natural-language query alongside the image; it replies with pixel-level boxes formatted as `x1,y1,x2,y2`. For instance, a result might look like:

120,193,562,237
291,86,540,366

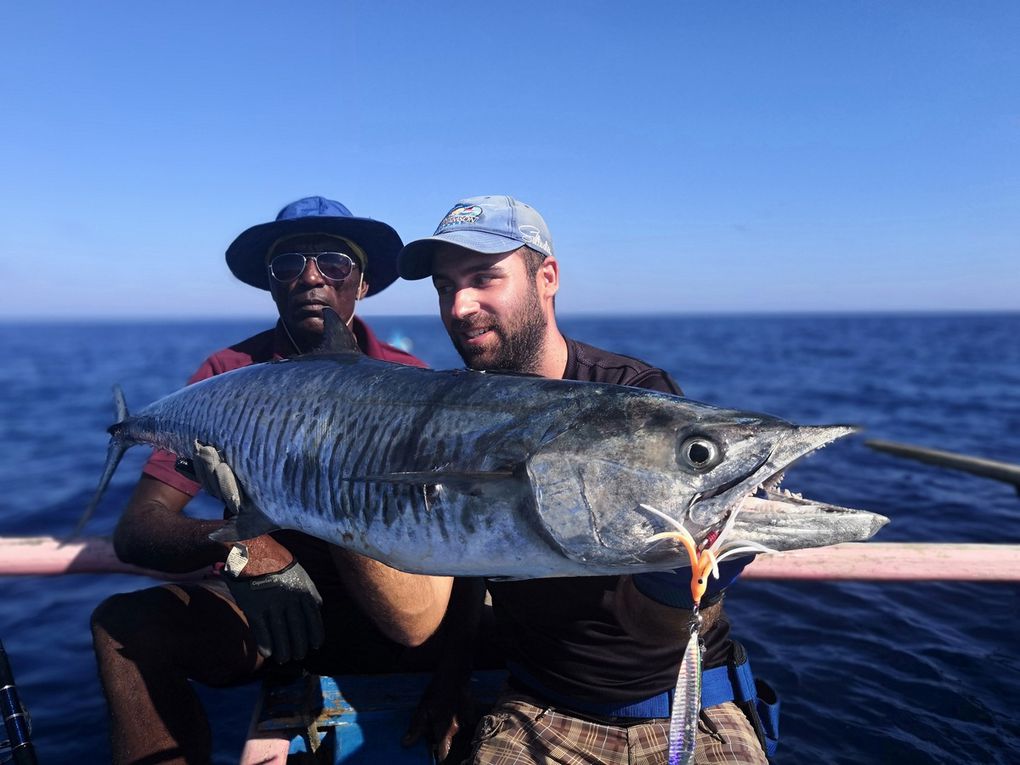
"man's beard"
450,287,547,374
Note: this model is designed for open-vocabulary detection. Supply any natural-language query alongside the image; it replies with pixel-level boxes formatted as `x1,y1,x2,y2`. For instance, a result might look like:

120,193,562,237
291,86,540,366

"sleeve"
138,356,221,496
388,349,429,369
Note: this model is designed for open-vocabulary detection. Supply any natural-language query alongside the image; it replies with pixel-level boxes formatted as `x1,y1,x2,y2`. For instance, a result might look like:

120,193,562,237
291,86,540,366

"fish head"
526,393,870,573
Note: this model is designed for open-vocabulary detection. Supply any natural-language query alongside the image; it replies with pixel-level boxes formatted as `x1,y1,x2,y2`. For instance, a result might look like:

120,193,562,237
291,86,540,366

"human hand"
402,670,474,762
633,555,756,609
224,556,325,664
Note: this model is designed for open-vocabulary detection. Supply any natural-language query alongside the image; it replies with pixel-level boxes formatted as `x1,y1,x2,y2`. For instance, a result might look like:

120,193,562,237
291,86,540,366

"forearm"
112,476,229,572
331,547,454,647
114,508,227,572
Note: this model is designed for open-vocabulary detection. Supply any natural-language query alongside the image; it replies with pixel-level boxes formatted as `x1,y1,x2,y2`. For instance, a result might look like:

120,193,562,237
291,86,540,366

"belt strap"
507,662,736,719
506,656,779,755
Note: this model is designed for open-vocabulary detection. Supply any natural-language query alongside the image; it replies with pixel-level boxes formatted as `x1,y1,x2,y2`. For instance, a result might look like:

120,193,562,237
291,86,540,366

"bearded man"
396,196,777,764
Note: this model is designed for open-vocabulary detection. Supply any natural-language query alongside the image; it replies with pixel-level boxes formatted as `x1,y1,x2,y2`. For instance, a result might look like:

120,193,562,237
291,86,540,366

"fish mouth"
727,490,889,552
685,424,888,552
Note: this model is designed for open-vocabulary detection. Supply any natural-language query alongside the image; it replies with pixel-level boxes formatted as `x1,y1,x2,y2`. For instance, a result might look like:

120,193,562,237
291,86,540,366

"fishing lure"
642,504,774,765
670,610,703,765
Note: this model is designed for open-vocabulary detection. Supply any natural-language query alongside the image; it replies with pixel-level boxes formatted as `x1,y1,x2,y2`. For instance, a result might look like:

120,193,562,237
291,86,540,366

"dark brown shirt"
487,336,733,704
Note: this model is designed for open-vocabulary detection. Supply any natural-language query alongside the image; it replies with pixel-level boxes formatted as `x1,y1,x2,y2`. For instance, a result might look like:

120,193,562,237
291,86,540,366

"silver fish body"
86,350,888,578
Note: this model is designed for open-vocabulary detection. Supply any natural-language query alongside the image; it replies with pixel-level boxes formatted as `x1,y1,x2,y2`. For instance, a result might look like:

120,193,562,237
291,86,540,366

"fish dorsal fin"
313,307,362,355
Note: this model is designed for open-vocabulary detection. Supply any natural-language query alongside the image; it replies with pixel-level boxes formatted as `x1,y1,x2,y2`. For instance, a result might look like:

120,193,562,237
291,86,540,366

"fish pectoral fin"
352,469,517,497
208,505,280,544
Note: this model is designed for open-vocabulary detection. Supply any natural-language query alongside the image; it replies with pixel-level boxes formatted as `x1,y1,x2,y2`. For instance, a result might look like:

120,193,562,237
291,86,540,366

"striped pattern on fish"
83,341,888,579
122,357,582,576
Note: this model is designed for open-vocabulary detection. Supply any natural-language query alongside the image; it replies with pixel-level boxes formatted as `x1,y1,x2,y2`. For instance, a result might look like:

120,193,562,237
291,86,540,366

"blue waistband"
507,656,780,756
507,661,741,719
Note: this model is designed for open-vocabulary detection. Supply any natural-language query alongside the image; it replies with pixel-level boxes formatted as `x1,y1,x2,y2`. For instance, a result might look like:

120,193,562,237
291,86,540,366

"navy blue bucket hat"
226,196,402,296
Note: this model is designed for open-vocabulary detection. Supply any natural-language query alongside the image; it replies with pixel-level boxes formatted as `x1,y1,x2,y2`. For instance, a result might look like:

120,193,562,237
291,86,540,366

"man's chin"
292,315,323,332
284,313,327,346
455,342,491,369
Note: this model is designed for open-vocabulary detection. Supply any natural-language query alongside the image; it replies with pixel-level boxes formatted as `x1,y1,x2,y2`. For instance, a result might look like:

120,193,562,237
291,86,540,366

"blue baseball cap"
398,195,554,280
226,196,402,296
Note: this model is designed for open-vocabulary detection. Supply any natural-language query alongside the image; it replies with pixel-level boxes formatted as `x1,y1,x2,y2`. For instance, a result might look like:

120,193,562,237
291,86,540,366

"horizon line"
1,308,1018,325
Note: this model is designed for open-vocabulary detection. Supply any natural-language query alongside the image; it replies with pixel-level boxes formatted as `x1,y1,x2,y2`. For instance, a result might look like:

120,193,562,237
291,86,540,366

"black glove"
224,554,325,664
194,441,326,663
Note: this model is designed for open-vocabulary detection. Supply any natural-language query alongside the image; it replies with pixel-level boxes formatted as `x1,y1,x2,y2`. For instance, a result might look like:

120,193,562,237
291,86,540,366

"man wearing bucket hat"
91,197,454,765
397,196,774,764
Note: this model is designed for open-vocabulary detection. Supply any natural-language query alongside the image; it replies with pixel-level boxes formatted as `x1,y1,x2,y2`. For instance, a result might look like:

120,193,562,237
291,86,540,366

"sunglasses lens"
317,252,355,282
269,253,307,282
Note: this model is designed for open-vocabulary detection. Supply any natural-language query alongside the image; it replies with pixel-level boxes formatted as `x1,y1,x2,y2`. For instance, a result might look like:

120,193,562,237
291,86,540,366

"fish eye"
677,436,721,471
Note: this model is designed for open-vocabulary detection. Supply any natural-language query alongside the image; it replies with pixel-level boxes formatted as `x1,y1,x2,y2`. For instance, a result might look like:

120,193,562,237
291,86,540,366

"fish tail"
112,383,128,427
65,385,132,542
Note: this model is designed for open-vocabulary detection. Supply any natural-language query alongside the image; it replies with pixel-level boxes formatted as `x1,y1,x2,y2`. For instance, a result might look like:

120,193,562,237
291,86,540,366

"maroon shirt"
488,337,733,704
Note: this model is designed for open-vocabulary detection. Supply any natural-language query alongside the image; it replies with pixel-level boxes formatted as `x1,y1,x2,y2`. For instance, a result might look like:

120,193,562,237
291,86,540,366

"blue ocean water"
0,313,1018,764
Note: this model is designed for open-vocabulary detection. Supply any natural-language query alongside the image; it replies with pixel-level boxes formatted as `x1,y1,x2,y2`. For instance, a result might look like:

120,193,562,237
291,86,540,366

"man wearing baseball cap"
91,197,453,764
398,196,774,764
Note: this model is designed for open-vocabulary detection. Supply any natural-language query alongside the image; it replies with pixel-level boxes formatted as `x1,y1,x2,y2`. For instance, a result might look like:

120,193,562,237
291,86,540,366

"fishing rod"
0,640,36,765
866,438,1020,494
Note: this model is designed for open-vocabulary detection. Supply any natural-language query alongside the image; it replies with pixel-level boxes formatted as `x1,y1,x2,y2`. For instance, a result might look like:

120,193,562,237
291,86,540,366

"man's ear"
539,256,559,299
357,278,370,299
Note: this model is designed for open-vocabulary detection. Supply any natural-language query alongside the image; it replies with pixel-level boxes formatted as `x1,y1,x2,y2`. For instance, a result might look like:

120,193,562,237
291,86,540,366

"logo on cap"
519,225,550,254
440,205,483,228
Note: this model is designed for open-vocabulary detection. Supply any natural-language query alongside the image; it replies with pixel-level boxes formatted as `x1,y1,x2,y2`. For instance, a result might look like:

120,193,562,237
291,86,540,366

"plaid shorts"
464,688,767,765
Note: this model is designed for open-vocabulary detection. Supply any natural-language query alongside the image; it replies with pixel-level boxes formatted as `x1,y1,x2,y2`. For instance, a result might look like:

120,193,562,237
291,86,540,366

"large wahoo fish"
84,319,887,578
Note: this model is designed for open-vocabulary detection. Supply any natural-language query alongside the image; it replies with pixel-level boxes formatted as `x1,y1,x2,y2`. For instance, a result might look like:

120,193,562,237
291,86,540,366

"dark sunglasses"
268,252,357,284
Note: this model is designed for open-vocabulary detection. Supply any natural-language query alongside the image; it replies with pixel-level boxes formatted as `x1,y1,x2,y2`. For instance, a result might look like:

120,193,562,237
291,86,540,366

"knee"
91,590,168,659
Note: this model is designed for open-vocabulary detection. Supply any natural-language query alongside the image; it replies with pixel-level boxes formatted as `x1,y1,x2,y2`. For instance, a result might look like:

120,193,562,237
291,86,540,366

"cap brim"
397,230,523,280
226,216,403,296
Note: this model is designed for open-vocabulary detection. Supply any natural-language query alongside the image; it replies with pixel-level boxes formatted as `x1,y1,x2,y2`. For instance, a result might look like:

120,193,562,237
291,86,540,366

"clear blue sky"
2,1,1017,319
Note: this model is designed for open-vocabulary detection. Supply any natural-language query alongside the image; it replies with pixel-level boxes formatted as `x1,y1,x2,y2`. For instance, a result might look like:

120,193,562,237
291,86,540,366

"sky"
1,1,1017,319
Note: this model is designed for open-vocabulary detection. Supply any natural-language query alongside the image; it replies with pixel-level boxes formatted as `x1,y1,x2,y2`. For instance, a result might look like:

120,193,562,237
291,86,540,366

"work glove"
192,441,325,663
632,555,755,610
223,555,325,664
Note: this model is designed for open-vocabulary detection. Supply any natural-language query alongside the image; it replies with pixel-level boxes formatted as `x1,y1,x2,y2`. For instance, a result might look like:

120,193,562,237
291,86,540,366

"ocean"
1,313,1018,764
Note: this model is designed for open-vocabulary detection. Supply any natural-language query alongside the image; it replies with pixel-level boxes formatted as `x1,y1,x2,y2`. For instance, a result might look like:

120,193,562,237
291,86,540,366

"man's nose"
296,256,326,286
450,288,479,320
